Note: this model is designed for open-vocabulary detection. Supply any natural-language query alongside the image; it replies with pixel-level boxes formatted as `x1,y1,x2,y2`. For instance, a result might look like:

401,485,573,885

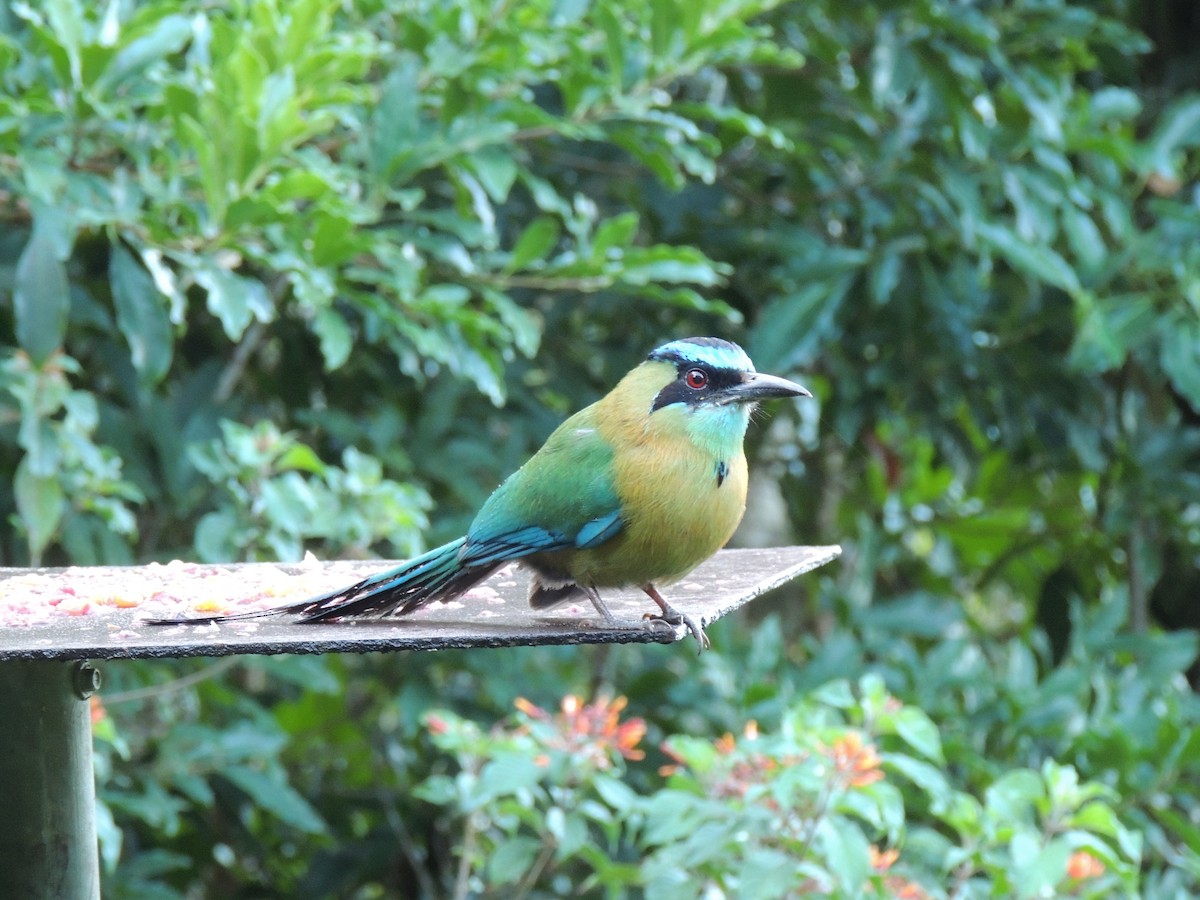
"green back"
463,404,622,560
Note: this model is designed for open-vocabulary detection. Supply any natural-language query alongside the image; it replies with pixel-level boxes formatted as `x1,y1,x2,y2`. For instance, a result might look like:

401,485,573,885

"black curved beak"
721,372,811,405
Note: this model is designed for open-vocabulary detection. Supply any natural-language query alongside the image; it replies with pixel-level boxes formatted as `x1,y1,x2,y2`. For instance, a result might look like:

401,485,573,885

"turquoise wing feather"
462,408,624,564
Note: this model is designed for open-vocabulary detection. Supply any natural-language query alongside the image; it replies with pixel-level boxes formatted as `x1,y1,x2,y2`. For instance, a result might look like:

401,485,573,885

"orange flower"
598,695,627,738
865,845,931,897
89,695,106,725
614,717,646,761
514,696,548,719
869,845,899,872
518,694,646,766
825,731,884,787
658,739,687,776
1066,851,1105,880
715,732,736,755
889,880,929,899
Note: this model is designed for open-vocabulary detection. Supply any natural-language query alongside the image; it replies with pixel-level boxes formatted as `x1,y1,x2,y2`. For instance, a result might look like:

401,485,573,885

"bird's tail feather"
298,538,499,621
148,538,499,626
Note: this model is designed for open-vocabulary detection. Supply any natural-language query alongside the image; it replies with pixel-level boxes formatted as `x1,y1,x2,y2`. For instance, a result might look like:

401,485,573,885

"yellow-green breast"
546,363,751,588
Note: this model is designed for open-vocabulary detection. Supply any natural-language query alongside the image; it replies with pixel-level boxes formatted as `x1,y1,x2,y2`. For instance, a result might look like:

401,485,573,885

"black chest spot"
716,460,729,487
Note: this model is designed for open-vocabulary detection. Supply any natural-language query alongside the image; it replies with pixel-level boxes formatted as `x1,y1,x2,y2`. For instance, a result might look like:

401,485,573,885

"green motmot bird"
154,338,810,648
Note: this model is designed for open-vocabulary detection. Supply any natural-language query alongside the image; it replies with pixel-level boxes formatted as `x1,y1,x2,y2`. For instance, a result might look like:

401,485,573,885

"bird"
150,337,810,649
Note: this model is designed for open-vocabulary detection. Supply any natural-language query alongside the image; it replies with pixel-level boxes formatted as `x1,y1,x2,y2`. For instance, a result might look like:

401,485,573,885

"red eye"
685,368,708,390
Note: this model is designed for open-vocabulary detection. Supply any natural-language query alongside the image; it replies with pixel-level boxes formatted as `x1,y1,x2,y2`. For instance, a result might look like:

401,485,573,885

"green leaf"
619,245,725,286
596,5,626,92
1144,95,1200,180
1067,801,1124,840
194,510,238,563
883,752,950,798
734,848,796,900
313,307,352,370
977,222,1081,294
985,770,1043,823
261,472,320,528
1089,86,1141,124
483,288,540,356
749,276,853,371
554,811,589,860
1160,319,1200,409
487,836,541,886
370,57,422,177
593,773,638,813
507,217,560,271
413,774,457,807
42,0,84,87
888,707,945,764
468,147,519,203
21,418,60,478
97,14,193,92
195,266,274,340
868,251,902,306
14,222,71,363
476,752,543,804
815,816,871,891
1014,835,1071,898
223,766,326,834
1061,207,1106,274
109,244,173,384
810,679,855,708
593,212,639,258
94,799,123,873
640,790,706,845
15,456,64,564
1068,293,1156,374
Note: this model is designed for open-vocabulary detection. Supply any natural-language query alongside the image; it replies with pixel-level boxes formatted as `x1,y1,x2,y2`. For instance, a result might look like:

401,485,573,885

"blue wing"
460,409,623,566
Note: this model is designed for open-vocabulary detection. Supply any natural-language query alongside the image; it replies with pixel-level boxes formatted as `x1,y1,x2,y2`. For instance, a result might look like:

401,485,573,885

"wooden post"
0,660,101,899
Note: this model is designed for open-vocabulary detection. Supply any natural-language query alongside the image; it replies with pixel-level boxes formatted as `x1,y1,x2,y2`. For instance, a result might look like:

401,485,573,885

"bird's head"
645,337,810,413
601,337,810,456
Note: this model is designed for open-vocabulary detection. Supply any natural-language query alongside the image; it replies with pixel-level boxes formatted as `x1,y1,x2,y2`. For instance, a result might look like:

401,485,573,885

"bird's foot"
642,615,678,639
642,606,710,653
640,584,710,653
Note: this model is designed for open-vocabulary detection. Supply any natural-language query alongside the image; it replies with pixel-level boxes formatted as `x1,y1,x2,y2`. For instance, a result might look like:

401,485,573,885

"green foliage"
96,647,1160,897
639,678,1141,900
728,0,1200,642
189,420,430,561
1,352,142,565
3,0,1200,896
1,0,754,565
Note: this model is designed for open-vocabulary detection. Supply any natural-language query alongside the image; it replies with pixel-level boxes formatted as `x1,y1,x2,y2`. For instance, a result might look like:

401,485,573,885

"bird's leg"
642,584,710,652
583,585,680,640
582,585,619,625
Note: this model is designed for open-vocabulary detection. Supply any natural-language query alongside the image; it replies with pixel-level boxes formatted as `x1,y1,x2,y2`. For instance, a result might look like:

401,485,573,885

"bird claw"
642,615,677,637
642,609,710,653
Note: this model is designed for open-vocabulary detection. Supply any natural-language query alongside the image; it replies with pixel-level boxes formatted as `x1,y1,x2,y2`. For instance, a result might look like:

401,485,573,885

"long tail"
147,538,502,626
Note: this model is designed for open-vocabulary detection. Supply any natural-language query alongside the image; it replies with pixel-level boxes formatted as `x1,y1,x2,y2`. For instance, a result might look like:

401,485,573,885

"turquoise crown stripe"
648,337,754,373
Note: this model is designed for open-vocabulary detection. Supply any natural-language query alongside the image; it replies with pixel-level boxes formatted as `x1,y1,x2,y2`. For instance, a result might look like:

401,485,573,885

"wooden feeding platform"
0,544,841,899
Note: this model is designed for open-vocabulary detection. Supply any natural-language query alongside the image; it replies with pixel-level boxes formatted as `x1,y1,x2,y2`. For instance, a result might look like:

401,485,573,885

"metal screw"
73,662,101,699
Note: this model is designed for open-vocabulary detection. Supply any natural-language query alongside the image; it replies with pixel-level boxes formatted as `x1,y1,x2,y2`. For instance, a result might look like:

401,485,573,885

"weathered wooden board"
0,546,841,660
